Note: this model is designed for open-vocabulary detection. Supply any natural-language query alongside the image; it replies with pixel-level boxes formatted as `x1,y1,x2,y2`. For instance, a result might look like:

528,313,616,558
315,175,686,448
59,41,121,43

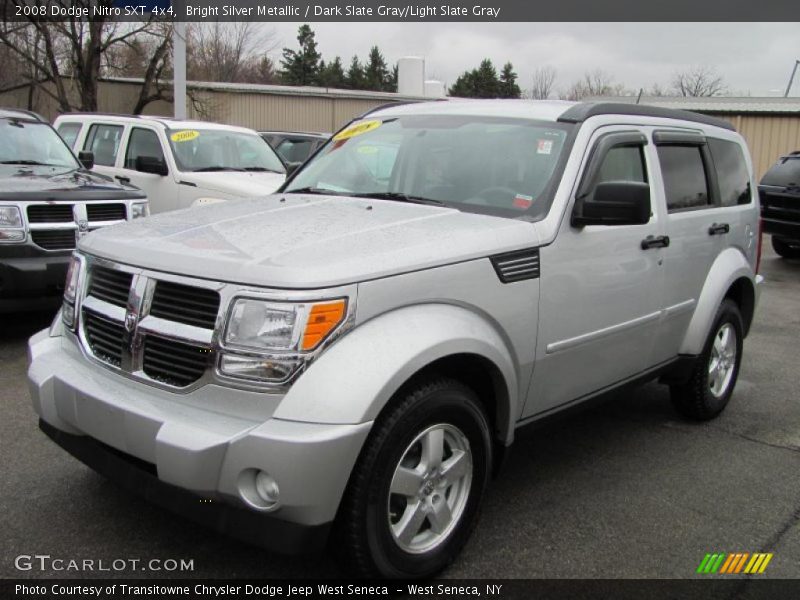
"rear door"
648,130,726,363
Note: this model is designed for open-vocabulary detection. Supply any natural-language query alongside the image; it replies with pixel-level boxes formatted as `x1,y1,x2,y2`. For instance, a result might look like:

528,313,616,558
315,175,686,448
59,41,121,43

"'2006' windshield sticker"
171,130,200,143
333,120,382,142
537,139,553,155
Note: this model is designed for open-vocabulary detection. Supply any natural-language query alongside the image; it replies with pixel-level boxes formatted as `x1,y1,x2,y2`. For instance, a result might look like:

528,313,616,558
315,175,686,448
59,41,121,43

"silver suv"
28,100,763,578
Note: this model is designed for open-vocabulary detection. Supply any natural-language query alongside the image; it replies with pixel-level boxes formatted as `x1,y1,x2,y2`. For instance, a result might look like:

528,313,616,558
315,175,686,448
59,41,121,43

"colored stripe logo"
696,552,773,574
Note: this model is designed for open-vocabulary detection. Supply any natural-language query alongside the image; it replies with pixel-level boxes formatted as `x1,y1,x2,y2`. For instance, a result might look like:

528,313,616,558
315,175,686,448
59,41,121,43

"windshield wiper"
192,166,246,172
242,166,284,174
0,160,61,166
286,186,346,195
350,192,446,206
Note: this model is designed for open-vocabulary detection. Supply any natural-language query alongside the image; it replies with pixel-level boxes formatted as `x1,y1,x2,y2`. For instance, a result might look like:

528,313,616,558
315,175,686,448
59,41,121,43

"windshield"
0,119,80,169
167,128,286,174
284,115,573,219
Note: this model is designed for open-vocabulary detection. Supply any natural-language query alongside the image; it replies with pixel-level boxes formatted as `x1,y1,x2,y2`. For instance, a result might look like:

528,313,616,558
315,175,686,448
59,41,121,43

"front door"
524,126,665,418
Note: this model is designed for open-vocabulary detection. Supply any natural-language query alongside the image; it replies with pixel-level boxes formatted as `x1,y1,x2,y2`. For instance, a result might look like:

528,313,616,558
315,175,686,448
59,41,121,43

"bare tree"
529,66,556,99
671,66,726,97
187,22,277,84
559,69,620,101
0,0,173,113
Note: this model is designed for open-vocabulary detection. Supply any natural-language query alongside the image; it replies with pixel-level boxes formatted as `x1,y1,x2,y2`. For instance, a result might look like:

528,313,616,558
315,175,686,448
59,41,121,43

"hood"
0,165,144,200
79,195,539,289
181,171,286,198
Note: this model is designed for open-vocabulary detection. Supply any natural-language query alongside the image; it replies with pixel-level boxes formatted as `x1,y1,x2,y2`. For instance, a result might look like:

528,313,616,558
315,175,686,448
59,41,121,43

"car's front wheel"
335,378,492,578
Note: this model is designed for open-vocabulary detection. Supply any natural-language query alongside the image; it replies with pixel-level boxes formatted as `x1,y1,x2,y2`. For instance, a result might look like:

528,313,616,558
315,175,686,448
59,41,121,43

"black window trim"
654,131,721,214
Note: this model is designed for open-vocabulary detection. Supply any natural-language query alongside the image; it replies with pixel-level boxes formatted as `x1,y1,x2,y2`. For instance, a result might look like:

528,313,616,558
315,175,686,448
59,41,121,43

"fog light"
237,468,281,511
255,471,280,504
0,229,25,243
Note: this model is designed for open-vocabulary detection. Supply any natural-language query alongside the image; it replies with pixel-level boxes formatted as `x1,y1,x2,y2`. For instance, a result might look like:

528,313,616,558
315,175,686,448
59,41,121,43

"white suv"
53,114,286,213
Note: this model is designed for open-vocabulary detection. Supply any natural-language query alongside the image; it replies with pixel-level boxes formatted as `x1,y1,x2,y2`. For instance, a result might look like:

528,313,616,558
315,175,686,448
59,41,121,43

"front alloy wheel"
335,378,492,578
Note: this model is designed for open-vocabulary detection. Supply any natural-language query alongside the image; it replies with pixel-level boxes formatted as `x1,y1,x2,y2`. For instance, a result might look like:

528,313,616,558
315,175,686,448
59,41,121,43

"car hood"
0,165,142,198
79,194,539,289
181,171,286,198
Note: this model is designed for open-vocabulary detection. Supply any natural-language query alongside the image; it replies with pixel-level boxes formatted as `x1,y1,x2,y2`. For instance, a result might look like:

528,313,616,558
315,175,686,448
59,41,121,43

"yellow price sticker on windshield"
170,130,199,143
333,120,381,142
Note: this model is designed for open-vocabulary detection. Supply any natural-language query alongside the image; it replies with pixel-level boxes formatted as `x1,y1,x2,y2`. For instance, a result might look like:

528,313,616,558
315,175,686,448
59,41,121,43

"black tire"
772,237,800,259
334,378,492,578
670,299,744,421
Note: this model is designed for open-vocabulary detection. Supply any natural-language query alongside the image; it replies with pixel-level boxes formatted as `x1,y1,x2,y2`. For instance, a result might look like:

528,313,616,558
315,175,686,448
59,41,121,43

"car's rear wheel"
772,236,800,259
670,299,744,420
334,378,492,578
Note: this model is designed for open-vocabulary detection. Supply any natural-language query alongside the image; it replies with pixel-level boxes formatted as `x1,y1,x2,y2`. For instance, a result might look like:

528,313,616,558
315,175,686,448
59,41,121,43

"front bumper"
762,217,800,242
0,250,69,312
27,329,372,554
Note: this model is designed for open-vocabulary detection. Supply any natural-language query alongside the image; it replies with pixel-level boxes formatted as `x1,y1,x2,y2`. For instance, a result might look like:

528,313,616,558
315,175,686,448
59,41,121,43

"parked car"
29,101,762,577
54,114,286,213
759,150,800,258
259,130,329,172
0,108,147,313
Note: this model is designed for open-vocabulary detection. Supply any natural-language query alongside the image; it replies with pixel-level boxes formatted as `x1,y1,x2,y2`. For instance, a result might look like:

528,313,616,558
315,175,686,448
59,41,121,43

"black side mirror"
572,181,651,227
78,151,94,170
285,162,302,177
135,155,168,176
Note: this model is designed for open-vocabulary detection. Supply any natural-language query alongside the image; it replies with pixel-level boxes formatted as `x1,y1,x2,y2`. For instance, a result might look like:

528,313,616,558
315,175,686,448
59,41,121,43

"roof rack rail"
0,107,45,121
558,102,736,132
358,99,435,118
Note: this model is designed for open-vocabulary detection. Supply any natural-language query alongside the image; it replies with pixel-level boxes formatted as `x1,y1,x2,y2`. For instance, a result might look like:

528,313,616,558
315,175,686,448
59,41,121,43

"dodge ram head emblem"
124,311,137,333
77,219,89,238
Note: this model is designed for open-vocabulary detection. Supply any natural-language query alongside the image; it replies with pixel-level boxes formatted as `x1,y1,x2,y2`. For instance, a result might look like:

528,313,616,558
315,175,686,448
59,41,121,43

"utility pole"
173,22,187,119
785,59,800,98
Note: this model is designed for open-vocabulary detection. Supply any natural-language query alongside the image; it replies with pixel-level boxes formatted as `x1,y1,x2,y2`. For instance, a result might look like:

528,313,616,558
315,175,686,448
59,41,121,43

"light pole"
785,59,800,98
173,21,187,119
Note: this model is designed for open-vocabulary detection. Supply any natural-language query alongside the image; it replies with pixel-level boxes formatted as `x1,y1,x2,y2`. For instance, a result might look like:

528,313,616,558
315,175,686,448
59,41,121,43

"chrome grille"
150,280,220,329
27,204,73,223
79,260,218,389
143,336,209,387
31,230,76,250
88,266,132,307
83,310,125,367
491,248,541,283
87,203,126,222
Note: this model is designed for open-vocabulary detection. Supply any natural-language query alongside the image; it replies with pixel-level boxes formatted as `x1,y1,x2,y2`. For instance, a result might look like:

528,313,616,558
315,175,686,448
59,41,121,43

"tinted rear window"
708,138,751,206
760,156,800,188
657,145,710,211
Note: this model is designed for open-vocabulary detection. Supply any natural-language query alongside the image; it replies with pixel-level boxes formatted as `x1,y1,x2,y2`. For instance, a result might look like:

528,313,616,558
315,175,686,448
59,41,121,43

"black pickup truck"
0,108,149,313
759,151,800,259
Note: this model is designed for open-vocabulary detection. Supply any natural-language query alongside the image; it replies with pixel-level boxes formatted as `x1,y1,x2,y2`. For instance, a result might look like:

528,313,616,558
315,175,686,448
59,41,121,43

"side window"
595,145,647,184
83,124,123,167
657,145,710,211
124,128,164,169
708,138,751,206
56,122,81,150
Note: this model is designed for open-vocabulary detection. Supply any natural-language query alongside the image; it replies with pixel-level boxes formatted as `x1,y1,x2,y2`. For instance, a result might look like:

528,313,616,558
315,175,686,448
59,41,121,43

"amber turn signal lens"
302,300,347,350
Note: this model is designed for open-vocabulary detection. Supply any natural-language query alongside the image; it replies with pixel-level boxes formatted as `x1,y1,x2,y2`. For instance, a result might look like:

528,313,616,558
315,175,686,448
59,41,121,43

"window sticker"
537,139,553,155
513,194,534,209
333,120,382,142
170,130,200,143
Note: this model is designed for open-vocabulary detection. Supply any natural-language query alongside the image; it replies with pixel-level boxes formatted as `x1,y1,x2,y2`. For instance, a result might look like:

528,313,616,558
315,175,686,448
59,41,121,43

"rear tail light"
756,218,763,274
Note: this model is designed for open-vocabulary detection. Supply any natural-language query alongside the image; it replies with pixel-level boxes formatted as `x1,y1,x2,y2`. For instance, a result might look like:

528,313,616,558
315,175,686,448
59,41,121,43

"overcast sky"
258,22,800,96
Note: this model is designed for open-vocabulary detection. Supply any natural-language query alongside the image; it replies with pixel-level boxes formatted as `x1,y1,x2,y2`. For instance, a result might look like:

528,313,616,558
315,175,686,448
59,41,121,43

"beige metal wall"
712,113,800,179
0,80,398,134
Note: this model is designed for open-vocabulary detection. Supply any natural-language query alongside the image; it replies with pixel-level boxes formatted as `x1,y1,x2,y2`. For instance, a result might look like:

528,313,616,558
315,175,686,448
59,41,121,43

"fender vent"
491,248,540,283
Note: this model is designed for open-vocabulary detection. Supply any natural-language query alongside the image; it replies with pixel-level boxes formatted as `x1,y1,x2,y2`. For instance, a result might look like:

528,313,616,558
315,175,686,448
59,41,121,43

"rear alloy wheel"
335,378,492,578
670,299,744,420
772,237,800,259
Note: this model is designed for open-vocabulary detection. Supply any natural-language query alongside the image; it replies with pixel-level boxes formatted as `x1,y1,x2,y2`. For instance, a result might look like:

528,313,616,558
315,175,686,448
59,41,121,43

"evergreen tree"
364,46,391,91
346,55,366,89
448,59,502,98
318,56,347,88
280,24,321,85
388,64,398,92
499,62,521,98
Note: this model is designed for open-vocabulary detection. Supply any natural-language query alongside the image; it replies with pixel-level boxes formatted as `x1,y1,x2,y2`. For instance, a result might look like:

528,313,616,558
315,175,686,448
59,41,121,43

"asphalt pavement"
1,239,798,580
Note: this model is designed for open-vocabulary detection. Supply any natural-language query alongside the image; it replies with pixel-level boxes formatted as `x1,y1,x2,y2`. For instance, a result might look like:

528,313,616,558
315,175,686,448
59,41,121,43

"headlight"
0,205,22,228
220,297,347,383
131,202,149,219
62,254,83,330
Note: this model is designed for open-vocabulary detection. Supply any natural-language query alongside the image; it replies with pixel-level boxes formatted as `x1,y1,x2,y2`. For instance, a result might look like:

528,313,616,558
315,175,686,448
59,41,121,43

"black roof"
558,102,736,132
0,107,45,122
